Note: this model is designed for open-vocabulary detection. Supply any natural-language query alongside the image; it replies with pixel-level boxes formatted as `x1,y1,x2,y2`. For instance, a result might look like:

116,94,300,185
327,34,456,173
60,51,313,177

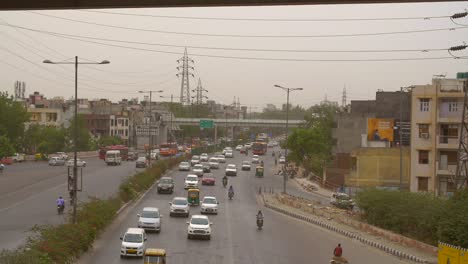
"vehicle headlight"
121,245,126,250
138,245,144,250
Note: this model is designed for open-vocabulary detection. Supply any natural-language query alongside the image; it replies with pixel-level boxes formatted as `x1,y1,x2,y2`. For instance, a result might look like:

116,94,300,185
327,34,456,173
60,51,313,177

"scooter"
57,204,65,215
228,190,234,200
257,217,263,230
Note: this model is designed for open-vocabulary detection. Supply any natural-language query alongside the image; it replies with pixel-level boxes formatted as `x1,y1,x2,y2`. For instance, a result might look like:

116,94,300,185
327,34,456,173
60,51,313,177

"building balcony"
437,135,459,149
436,161,457,175
438,114,462,123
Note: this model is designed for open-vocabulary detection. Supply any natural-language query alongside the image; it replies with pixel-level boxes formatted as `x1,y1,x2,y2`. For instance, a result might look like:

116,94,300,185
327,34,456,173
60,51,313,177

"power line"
0,23,460,62
28,11,468,39
81,9,453,22
0,23,449,54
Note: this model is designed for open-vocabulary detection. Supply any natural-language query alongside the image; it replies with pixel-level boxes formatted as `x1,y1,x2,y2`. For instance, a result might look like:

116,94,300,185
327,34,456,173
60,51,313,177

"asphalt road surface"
79,148,405,264
0,157,144,250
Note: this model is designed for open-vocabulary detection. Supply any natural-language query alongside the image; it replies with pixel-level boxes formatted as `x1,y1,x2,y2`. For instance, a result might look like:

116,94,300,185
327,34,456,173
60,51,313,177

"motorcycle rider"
256,210,264,228
222,175,228,187
57,196,65,213
228,185,234,198
333,244,343,257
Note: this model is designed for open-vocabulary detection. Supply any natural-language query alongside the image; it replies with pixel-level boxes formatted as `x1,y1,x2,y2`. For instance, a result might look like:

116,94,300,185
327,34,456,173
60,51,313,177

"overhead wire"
28,11,468,39
80,9,454,22
0,23,459,62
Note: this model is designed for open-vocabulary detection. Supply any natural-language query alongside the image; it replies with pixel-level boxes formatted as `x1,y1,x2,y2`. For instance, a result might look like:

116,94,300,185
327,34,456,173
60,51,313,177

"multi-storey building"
410,78,466,195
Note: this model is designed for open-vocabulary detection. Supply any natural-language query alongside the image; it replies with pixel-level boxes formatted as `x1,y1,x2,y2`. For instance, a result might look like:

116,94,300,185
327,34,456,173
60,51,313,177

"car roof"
160,176,173,180
142,207,159,212
173,197,188,201
187,174,198,178
203,196,216,200
227,164,236,167
191,214,208,219
145,248,166,256
126,227,145,234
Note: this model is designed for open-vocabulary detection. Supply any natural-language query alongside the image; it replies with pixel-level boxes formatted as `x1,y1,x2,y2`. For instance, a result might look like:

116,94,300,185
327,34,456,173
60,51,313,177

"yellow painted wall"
346,147,410,187
438,242,468,264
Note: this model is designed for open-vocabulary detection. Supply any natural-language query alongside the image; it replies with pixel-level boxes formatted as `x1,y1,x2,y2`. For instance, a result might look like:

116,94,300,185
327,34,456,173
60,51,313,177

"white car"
137,207,162,232
187,215,212,240
235,145,243,151
279,156,286,164
66,158,86,167
225,151,234,158
244,143,252,150
208,157,219,169
225,164,237,176
120,228,146,258
200,153,209,162
179,161,191,171
169,197,190,217
200,196,219,215
252,155,260,164
192,164,204,177
191,155,200,166
222,147,232,155
216,155,226,163
241,161,251,171
55,152,68,160
185,174,199,189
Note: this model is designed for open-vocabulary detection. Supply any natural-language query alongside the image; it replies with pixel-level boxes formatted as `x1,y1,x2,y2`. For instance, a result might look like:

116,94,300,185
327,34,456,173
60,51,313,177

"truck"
10,153,26,163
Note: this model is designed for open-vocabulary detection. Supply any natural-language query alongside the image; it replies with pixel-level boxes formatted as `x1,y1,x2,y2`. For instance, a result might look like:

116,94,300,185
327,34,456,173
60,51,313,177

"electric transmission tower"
193,78,208,105
342,85,347,107
176,48,194,105
455,80,468,190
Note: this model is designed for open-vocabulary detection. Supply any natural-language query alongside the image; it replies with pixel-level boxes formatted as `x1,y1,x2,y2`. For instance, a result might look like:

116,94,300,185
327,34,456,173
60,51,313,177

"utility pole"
43,56,109,223
176,48,194,105
399,86,413,190
139,90,163,166
274,84,304,194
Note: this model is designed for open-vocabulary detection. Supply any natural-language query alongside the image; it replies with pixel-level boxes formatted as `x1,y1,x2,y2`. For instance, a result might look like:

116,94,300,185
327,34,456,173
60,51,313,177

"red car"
202,175,216,186
0,157,13,165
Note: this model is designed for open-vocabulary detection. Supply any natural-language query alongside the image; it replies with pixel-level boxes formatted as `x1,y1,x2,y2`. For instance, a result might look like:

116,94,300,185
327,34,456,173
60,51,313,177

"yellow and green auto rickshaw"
187,188,200,206
144,248,166,264
255,166,264,177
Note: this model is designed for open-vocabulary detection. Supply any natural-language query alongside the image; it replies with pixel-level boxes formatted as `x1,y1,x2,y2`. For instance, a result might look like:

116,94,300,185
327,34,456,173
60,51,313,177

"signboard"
438,242,468,264
136,125,159,136
199,119,214,129
367,118,394,142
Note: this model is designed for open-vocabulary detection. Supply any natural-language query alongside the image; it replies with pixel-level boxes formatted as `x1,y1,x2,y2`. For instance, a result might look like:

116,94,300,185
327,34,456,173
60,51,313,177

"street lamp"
399,85,414,191
139,90,163,166
43,56,109,224
274,84,304,194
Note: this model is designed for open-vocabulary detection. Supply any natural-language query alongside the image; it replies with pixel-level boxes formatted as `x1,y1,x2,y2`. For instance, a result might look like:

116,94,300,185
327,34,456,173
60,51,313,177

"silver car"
201,196,219,215
192,164,204,177
48,156,65,166
179,161,191,171
137,207,162,232
170,197,190,217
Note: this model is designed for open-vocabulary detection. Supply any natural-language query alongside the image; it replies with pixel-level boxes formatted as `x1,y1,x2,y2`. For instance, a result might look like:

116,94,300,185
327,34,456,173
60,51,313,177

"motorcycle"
57,204,65,215
228,190,234,200
257,217,263,230
0,164,5,173
330,256,349,264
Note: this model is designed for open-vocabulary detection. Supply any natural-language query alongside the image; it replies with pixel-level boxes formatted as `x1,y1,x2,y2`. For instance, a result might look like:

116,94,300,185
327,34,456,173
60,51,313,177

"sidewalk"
262,193,438,264
292,177,335,198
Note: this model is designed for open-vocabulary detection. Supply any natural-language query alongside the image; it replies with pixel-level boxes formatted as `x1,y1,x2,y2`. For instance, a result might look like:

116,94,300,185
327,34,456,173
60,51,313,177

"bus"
159,143,178,156
252,142,268,155
99,145,129,161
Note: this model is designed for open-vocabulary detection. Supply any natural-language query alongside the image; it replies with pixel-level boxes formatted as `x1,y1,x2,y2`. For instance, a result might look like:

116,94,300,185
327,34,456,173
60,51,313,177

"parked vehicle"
330,192,355,210
1,157,13,165
10,153,25,163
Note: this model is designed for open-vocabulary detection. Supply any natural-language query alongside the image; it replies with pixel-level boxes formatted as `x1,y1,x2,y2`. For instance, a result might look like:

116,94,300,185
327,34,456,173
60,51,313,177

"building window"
449,100,458,112
419,150,429,164
418,124,429,139
419,98,430,112
125,129,128,136
110,119,114,126
125,119,128,126
417,177,429,192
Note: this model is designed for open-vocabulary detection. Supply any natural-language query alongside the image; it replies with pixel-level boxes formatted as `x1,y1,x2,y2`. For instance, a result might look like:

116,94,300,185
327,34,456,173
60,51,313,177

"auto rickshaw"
255,166,264,177
144,248,166,264
187,188,200,206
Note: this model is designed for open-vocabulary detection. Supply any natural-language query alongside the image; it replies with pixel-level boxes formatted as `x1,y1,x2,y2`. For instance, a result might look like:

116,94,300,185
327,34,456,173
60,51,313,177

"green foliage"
356,188,468,246
66,115,93,151
23,125,66,154
97,136,123,147
257,104,306,120
0,92,30,149
0,135,15,158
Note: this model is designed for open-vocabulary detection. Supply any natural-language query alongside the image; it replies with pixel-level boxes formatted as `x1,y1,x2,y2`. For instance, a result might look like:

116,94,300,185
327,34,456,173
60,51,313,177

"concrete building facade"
410,78,465,195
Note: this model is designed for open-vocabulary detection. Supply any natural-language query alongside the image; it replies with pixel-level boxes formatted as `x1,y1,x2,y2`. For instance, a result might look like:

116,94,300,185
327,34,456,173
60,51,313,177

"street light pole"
139,90,163,166
44,56,109,224
274,84,303,194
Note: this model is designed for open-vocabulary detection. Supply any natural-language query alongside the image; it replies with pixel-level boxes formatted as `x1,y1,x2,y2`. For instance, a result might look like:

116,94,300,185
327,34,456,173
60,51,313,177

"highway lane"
0,157,144,250
80,151,404,264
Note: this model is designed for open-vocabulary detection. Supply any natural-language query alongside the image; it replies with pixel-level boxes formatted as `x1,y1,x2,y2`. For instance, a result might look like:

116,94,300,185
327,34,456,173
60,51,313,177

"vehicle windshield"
192,156,200,160
203,198,217,204
137,158,146,161
160,178,173,184
173,199,188,205
180,162,189,166
187,176,198,181
191,218,209,225
194,165,203,169
227,165,236,168
243,161,250,164
141,210,159,218
217,155,225,158
124,233,143,243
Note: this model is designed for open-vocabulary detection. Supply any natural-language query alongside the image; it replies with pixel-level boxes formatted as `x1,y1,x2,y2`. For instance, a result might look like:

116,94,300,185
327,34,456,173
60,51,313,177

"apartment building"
110,114,129,143
410,78,466,196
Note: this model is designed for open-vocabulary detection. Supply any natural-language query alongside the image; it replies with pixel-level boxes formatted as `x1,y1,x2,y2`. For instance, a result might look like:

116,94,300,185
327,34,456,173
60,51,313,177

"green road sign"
199,119,214,129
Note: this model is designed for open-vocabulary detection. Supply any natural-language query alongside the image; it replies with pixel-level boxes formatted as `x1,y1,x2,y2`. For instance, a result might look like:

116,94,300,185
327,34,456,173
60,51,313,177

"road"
79,148,405,264
0,157,144,250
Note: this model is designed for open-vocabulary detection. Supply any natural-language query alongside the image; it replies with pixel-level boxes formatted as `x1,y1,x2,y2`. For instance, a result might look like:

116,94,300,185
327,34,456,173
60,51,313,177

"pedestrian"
333,243,343,257
275,157,277,166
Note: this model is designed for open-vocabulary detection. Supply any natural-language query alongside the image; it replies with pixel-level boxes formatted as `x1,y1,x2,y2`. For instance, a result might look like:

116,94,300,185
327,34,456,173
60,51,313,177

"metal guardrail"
174,118,305,125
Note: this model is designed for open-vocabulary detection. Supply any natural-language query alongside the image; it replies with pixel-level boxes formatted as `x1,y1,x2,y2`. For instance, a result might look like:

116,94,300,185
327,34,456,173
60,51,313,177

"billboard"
367,118,394,142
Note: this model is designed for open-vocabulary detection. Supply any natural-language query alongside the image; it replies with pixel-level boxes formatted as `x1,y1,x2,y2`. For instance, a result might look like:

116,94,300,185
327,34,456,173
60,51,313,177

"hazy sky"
0,2,467,109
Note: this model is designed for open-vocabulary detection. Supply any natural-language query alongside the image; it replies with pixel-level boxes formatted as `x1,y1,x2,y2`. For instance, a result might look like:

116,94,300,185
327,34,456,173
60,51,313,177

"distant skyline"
0,2,467,109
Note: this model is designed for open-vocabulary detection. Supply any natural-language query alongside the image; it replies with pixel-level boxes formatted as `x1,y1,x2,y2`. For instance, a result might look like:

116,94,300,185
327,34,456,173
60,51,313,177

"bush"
0,156,186,264
356,188,468,246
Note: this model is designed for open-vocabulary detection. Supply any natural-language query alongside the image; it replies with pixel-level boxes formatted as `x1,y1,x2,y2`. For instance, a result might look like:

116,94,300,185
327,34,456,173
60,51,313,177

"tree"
0,92,30,149
0,135,15,158
97,136,123,147
23,125,66,154
437,189,468,247
67,115,93,151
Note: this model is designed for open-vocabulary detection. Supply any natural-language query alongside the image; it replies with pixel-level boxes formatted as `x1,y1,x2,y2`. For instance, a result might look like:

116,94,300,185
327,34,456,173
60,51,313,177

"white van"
105,150,122,166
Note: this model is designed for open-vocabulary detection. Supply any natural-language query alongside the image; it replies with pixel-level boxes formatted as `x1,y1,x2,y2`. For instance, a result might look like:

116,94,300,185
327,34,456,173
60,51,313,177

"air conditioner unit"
421,133,429,139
